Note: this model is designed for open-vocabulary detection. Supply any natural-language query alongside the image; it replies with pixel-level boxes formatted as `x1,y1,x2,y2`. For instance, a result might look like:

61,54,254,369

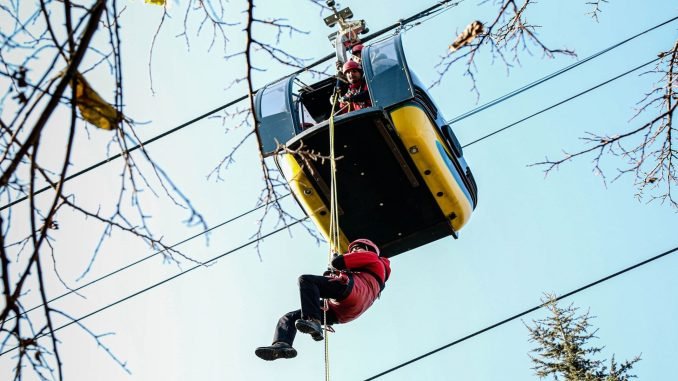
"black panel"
297,77,348,123
285,109,453,257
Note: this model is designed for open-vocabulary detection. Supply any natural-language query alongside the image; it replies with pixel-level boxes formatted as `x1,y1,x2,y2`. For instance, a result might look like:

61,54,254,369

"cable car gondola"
253,34,478,257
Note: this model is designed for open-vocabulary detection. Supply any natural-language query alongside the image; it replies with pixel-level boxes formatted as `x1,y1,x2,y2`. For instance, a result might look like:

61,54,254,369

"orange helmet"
342,60,362,74
348,238,380,256
352,44,364,54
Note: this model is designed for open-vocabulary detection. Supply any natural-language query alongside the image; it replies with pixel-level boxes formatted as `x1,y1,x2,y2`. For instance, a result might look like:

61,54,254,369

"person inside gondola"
337,60,371,114
254,239,391,361
334,43,363,83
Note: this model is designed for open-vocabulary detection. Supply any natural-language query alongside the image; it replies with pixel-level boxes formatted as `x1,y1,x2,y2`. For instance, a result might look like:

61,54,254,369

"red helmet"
342,60,362,74
348,238,380,256
352,44,364,54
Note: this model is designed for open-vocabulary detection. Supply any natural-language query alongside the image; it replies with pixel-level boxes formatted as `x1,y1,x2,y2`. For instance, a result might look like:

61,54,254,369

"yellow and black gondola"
254,34,478,257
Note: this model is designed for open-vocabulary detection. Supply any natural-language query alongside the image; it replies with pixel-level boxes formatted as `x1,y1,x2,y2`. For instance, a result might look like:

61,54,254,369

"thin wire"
3,54,662,354
5,193,290,323
400,0,461,33
2,19,660,336
462,57,660,149
0,1,670,358
0,217,308,357
445,15,678,125
0,52,666,352
0,0,460,212
363,245,678,380
4,2,666,214
2,5,671,213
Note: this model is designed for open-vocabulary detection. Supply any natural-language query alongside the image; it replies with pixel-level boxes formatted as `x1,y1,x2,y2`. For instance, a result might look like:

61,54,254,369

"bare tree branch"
433,0,576,99
0,2,213,378
586,0,609,23
532,39,678,209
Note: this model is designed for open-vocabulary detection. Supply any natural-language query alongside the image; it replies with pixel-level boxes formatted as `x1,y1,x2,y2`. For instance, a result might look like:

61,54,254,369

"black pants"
273,274,349,345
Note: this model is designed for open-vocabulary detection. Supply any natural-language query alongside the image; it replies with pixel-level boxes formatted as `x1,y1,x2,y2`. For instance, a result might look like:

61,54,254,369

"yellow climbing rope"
323,87,342,381
328,96,341,261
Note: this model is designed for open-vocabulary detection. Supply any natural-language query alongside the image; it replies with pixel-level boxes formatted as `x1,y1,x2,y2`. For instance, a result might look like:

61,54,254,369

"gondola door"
362,34,415,109
253,76,299,157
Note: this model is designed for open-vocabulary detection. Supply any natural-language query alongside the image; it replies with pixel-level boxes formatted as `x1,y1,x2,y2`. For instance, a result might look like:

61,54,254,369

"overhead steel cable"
1,52,662,344
0,0,462,212
445,15,678,126
0,0,464,324
3,23,665,328
7,1,665,212
0,49,669,349
0,216,308,357
4,193,290,323
1,54,662,341
0,2,672,358
462,56,661,149
364,245,678,380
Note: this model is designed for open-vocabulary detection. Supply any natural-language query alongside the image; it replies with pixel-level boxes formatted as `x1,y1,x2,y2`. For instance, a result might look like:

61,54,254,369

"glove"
338,95,352,104
324,252,341,275
331,95,345,106
329,272,350,285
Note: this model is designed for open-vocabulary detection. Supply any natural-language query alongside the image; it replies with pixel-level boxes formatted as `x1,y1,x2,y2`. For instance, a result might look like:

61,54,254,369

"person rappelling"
255,239,391,361
254,4,396,362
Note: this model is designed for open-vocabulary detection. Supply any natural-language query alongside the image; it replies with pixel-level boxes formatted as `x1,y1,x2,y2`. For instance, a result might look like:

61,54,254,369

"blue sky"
1,0,677,380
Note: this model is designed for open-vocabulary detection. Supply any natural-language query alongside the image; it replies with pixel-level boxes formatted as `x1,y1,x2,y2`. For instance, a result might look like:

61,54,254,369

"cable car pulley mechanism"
324,0,369,64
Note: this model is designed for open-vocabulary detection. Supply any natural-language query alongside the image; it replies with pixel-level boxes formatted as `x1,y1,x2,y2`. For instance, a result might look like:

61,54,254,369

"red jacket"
338,80,372,114
327,250,391,323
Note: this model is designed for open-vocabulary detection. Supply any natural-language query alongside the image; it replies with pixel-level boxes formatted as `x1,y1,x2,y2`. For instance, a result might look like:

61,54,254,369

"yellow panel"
389,105,473,232
278,153,350,253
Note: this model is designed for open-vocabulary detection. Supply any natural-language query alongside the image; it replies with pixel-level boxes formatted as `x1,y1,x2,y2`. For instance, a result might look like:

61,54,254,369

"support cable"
0,0,460,212
0,217,308,357
2,54,660,336
462,57,661,149
4,1,669,212
0,1,672,359
445,15,678,126
5,193,289,323
363,245,678,380
1,54,661,340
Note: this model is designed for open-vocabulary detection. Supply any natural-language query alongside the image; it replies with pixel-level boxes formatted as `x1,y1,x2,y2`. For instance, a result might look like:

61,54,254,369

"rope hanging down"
323,83,343,381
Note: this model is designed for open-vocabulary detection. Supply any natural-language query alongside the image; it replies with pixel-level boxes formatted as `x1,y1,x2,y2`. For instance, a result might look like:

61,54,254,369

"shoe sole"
295,321,324,341
255,347,297,361
311,332,323,342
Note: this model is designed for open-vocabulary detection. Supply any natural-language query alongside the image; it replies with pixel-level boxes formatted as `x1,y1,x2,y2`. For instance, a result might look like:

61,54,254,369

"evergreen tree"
527,295,641,381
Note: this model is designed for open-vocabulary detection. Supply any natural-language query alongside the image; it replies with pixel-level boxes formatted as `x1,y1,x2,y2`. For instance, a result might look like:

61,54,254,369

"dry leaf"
449,20,484,53
71,72,122,131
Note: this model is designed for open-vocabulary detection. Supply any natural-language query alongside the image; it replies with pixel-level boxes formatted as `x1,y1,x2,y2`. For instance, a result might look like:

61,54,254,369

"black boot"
255,342,297,361
295,319,323,341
